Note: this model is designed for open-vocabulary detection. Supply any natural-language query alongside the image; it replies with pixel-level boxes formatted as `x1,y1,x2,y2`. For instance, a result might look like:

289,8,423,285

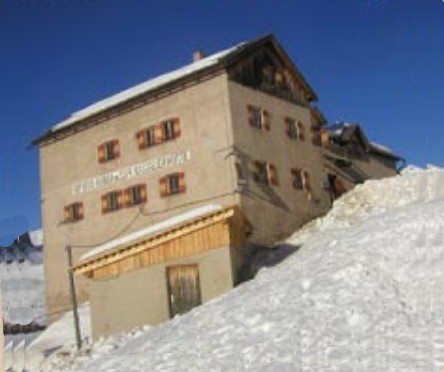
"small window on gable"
98,139,120,163
285,118,304,141
64,202,84,222
247,105,270,131
124,184,147,207
161,118,181,142
101,190,123,214
254,161,278,186
159,172,186,197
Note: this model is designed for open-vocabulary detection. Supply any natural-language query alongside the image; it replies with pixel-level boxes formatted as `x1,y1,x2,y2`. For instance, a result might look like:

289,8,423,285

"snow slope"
51,167,444,371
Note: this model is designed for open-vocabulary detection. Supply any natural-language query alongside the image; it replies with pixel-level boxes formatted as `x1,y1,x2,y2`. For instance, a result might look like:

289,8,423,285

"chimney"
193,50,206,62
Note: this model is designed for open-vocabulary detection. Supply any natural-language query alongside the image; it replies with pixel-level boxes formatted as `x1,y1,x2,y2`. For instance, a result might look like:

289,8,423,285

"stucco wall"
227,81,331,245
88,245,234,339
40,74,240,315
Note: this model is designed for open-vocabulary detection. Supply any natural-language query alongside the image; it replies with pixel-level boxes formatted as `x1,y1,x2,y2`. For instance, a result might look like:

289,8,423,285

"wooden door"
166,264,202,318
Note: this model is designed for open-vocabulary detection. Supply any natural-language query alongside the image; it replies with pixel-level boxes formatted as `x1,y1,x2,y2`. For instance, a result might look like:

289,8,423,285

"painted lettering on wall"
71,150,191,196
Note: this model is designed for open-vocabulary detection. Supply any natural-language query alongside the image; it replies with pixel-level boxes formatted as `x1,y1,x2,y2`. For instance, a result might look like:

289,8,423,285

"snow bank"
51,167,444,371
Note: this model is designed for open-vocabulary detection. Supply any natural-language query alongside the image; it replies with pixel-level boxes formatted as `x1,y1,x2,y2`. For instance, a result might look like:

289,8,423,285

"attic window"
285,118,304,141
254,161,278,186
247,105,270,131
64,202,84,222
98,139,120,163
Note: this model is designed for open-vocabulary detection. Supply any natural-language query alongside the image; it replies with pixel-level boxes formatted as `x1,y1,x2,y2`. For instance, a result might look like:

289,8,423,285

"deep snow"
39,167,444,371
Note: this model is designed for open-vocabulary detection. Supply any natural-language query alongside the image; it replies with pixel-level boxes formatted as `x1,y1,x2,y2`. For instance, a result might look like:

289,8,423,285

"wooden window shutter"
262,110,270,131
139,184,147,203
154,125,163,145
64,206,71,221
117,190,125,209
268,164,278,185
77,202,84,220
136,130,146,150
122,189,130,207
101,195,108,213
98,144,106,163
113,140,120,158
297,122,305,141
159,177,168,198
178,172,186,193
302,171,311,191
173,118,181,138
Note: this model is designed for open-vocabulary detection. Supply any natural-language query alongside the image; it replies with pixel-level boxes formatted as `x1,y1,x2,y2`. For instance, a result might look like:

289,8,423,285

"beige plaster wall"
227,81,331,245
89,245,234,339
40,74,240,315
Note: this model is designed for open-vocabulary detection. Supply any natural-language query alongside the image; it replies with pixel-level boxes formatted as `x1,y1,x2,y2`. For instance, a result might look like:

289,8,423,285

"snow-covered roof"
49,44,245,134
80,204,223,261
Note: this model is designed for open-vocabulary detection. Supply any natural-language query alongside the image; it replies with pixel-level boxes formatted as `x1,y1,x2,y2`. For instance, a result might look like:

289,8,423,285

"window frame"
247,105,270,131
159,172,186,197
64,202,84,222
98,139,120,163
101,190,123,214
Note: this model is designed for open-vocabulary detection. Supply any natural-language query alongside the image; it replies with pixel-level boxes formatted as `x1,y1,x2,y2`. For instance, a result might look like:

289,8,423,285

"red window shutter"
139,184,147,203
136,130,146,150
262,110,270,131
159,177,168,198
178,172,186,193
98,144,106,163
173,118,181,139
113,140,120,158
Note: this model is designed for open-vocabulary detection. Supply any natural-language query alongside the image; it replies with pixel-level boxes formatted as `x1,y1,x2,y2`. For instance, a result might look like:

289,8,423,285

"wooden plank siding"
73,206,248,280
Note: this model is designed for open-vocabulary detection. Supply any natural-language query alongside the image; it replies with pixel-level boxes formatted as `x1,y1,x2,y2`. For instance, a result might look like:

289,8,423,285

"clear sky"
1,0,443,243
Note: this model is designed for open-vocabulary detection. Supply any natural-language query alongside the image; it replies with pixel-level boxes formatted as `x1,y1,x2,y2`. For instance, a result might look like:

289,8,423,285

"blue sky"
1,0,443,243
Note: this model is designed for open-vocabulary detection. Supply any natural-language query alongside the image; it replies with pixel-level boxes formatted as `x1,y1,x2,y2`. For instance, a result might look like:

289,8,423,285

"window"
235,158,248,187
159,172,186,197
64,202,84,222
161,118,181,141
285,118,304,140
125,184,147,207
291,168,304,190
137,118,180,149
101,190,123,214
254,161,278,186
320,129,330,148
291,168,310,191
136,126,159,149
98,139,120,163
247,105,270,131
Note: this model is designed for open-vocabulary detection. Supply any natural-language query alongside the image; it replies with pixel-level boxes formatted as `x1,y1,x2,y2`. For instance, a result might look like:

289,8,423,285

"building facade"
33,34,402,318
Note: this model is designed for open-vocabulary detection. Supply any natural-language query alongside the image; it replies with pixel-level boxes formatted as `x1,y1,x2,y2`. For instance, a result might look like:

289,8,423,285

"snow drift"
49,166,444,371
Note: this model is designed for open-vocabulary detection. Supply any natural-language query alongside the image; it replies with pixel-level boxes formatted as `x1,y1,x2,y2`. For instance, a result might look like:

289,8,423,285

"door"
166,264,202,318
